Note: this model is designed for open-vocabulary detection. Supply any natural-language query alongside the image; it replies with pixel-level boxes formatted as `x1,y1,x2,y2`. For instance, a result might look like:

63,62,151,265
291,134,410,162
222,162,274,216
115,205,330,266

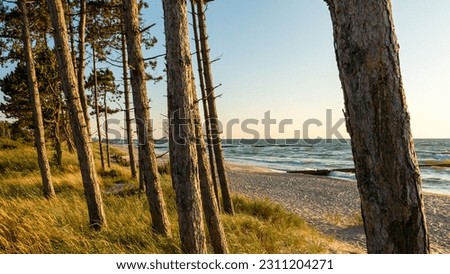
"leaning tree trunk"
77,0,91,133
163,0,207,254
46,0,107,230
196,0,234,215
19,0,56,200
121,25,137,179
190,0,220,208
326,0,429,253
92,46,105,171
190,63,229,254
123,0,171,236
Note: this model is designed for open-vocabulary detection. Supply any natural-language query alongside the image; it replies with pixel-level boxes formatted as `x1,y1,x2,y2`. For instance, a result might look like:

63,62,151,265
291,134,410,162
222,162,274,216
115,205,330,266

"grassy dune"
0,138,339,254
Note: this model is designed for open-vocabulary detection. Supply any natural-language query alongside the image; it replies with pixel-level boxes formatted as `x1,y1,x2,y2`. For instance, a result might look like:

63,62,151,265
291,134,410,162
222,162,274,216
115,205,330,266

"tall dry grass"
0,138,338,254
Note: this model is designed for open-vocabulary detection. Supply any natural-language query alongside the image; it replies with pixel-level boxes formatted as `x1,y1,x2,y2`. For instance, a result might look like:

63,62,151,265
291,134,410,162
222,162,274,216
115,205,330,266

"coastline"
227,162,450,254
111,145,449,253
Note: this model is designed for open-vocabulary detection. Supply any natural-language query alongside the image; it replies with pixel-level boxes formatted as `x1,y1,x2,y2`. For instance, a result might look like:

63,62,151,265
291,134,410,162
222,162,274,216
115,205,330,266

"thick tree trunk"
163,0,207,254
77,0,91,133
326,0,429,253
19,0,56,200
46,0,107,230
190,0,220,209
196,0,234,215
92,46,105,171
123,0,171,236
121,26,137,179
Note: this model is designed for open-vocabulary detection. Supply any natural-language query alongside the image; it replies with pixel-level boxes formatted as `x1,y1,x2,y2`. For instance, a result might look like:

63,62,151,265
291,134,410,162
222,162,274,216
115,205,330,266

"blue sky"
1,0,450,139
144,0,450,139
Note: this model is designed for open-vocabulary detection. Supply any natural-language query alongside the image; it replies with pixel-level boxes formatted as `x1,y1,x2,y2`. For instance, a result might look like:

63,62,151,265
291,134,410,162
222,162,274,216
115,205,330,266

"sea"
124,138,450,195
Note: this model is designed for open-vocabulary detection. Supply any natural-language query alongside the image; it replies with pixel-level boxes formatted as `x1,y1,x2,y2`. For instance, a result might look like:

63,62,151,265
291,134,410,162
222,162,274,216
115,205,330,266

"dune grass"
0,138,339,254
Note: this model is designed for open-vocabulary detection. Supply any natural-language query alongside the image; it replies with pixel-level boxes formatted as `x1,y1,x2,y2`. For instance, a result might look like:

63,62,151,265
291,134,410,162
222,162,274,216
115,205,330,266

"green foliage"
0,139,341,254
0,45,63,141
0,0,51,65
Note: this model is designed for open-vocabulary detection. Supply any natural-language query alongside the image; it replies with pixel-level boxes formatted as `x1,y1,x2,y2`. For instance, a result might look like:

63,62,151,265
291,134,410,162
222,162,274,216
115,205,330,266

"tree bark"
138,144,145,192
92,46,105,171
196,0,234,215
54,93,63,169
66,0,77,73
121,25,137,179
19,0,56,200
190,59,229,254
326,0,429,253
163,0,207,254
123,0,171,236
46,0,107,230
77,0,91,133
190,0,221,209
104,91,111,169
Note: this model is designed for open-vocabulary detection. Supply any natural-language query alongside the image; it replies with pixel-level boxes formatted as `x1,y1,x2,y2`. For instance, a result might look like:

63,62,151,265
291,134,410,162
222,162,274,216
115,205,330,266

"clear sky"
143,0,450,139
1,0,450,139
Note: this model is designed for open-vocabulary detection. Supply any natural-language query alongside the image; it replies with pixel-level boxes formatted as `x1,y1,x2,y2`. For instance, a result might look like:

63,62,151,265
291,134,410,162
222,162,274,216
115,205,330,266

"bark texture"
104,92,111,168
190,0,221,209
77,0,91,134
19,0,56,199
163,0,207,254
121,26,137,179
92,46,105,171
46,0,107,229
123,0,171,236
196,0,234,215
326,0,429,253
191,66,229,254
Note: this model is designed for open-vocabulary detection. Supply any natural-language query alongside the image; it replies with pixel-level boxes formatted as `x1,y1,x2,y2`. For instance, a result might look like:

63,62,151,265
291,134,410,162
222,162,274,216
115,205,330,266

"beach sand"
227,163,450,254
111,146,449,253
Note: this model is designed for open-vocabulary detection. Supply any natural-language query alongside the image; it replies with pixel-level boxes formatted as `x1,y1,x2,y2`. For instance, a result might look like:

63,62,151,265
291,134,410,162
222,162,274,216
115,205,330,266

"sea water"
148,138,450,195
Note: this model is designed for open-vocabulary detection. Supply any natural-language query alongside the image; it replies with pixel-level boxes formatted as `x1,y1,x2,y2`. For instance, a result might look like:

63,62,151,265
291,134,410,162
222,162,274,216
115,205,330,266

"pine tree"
163,0,207,253
122,0,171,236
18,0,55,199
46,0,107,230
196,0,234,214
326,0,429,253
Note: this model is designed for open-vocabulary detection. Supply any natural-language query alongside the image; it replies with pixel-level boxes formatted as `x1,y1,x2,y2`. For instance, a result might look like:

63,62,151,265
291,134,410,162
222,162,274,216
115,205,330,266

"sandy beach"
112,146,449,253
227,163,450,254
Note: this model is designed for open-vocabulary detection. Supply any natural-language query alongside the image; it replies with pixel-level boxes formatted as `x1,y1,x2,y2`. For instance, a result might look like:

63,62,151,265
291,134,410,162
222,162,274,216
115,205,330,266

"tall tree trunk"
104,92,111,169
190,60,229,254
19,0,56,200
196,0,234,215
163,0,207,254
66,0,77,73
54,93,63,169
92,46,105,171
138,144,145,191
325,0,429,253
62,108,75,154
121,25,137,179
190,0,220,209
123,0,171,236
77,0,91,134
46,0,107,230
